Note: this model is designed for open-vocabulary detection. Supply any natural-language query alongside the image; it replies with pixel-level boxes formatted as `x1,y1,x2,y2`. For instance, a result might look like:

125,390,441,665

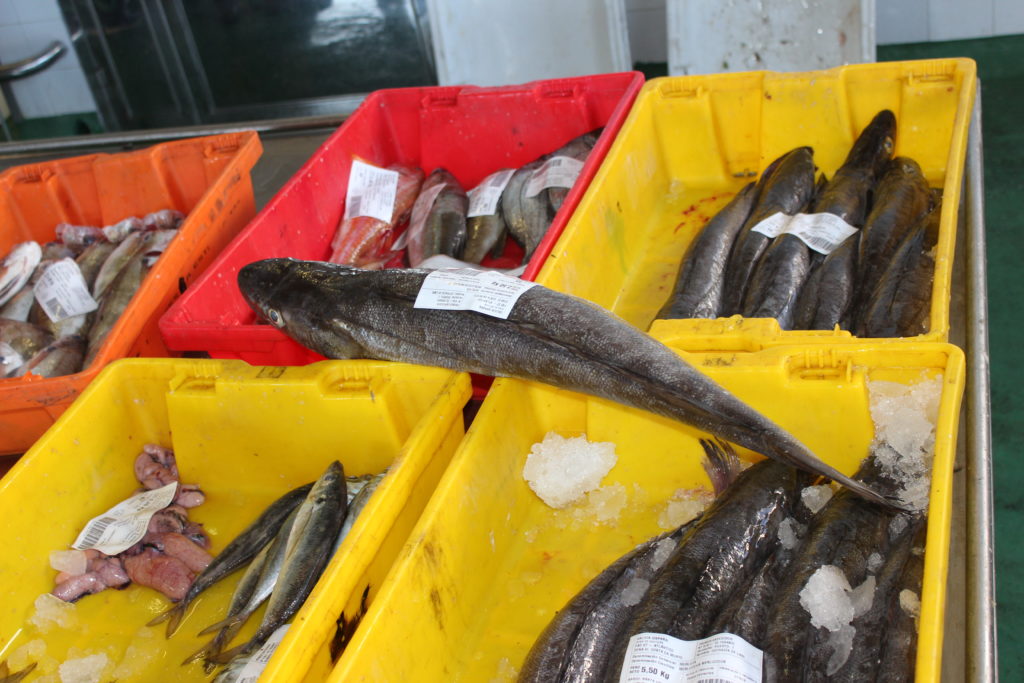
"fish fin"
0,660,8,677
4,662,37,683
699,438,743,496
146,602,185,637
203,641,253,667
197,612,244,637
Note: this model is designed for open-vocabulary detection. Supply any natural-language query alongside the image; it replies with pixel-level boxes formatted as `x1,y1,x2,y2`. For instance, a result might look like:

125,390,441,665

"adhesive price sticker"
783,213,859,255
620,632,762,683
524,156,585,197
237,624,290,683
749,212,792,239
345,160,399,223
71,483,178,556
33,258,98,323
467,168,516,217
413,268,536,319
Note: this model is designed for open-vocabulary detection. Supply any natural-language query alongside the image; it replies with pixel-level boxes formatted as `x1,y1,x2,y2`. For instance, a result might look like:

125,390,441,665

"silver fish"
0,241,41,308
238,259,892,507
502,160,551,263
14,335,85,378
332,471,385,556
92,230,147,299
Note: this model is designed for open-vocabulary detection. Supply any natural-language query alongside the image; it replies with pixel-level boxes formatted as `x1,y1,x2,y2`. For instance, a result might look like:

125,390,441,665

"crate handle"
658,83,705,99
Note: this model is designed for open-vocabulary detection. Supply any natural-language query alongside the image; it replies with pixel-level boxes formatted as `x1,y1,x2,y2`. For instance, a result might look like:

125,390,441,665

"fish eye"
884,137,894,153
266,309,283,327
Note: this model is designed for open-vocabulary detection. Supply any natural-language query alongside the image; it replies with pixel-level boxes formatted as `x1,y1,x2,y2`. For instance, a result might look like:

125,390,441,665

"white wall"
628,0,1024,64
0,0,96,119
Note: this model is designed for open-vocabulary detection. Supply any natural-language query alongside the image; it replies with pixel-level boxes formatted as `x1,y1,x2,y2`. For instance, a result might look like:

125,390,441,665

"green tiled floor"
879,35,1024,679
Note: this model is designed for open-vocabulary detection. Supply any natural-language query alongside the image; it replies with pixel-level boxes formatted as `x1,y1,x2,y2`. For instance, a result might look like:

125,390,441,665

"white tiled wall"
630,0,1024,63
0,0,96,119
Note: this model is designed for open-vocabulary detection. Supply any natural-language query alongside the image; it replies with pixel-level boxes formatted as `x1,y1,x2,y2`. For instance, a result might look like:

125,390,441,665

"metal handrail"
0,41,65,81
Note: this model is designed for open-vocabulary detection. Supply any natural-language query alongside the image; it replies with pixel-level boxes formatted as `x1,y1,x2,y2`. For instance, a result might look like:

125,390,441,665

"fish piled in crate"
659,110,941,338
0,209,183,378
519,374,939,682
327,130,600,272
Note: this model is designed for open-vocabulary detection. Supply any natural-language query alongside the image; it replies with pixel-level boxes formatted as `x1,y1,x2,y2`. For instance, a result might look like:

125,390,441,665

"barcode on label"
81,516,118,546
45,297,68,320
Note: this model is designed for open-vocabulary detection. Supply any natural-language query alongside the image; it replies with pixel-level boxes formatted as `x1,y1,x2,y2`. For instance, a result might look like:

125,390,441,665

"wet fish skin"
0,318,53,361
741,232,811,330
238,259,893,506
503,160,552,263
75,241,117,291
855,157,931,298
92,230,147,299
812,110,897,226
561,527,690,683
856,205,940,338
517,534,667,682
148,482,314,637
792,235,858,331
332,472,385,555
408,169,467,266
0,241,41,308
212,461,348,663
874,523,927,681
722,147,816,315
85,251,147,365
545,131,598,213
658,182,758,320
0,285,35,322
602,461,803,681
463,213,508,264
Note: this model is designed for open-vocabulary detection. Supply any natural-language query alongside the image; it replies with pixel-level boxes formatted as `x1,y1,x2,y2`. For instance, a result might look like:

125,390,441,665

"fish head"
237,258,368,359
846,110,897,178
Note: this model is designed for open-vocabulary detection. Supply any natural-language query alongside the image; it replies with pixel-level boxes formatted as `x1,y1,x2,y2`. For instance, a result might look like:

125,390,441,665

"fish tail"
147,602,185,637
197,612,244,636
699,438,743,496
203,641,252,667
1,662,37,683
182,634,224,666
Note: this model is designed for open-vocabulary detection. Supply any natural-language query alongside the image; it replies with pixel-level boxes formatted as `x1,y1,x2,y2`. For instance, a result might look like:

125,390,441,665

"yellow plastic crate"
328,341,965,682
537,59,976,345
0,358,471,682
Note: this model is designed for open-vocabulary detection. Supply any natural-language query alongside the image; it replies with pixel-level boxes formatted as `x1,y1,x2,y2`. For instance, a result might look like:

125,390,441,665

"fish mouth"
238,259,293,318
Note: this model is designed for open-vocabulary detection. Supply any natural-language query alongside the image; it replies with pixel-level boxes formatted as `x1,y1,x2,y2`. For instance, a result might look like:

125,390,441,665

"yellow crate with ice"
0,358,470,682
327,341,964,682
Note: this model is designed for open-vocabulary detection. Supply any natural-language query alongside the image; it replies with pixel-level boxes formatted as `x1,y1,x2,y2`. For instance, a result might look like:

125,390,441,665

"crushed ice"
658,488,713,529
522,433,617,509
800,565,877,673
778,517,805,550
867,552,884,573
867,375,943,511
801,485,833,515
620,578,650,607
58,653,108,683
29,594,77,630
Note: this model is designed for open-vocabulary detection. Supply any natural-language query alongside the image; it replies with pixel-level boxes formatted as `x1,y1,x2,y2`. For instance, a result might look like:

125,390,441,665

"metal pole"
966,80,997,682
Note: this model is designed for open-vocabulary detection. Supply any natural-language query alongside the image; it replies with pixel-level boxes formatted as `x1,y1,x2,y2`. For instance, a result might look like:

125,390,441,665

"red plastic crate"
159,73,643,371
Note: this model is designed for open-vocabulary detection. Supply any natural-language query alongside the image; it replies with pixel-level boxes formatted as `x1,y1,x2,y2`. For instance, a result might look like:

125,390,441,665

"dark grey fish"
827,517,924,682
874,523,926,681
791,235,858,331
855,157,931,300
502,160,552,263
238,258,894,506
210,461,348,664
603,461,804,681
407,169,467,266
148,482,313,637
856,205,940,338
546,131,599,213
658,182,758,320
721,147,816,315
741,232,812,330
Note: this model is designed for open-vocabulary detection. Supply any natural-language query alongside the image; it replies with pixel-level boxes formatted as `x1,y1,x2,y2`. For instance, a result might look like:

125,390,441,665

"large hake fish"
238,258,892,506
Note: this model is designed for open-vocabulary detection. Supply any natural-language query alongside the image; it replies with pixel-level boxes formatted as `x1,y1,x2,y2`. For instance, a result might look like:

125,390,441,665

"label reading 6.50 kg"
620,632,762,683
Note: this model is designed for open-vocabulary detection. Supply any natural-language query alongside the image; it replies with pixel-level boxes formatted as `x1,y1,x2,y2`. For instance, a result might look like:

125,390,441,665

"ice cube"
801,485,833,514
899,589,921,620
9,638,46,671
58,653,108,683
650,537,676,571
826,623,856,675
867,552,884,573
29,594,77,631
522,433,617,509
778,517,805,550
572,483,627,525
49,550,88,576
799,565,854,632
849,575,876,618
657,488,711,529
620,578,651,607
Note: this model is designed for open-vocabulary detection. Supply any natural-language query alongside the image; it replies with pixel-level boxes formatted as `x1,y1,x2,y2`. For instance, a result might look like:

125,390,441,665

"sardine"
332,471,385,555
502,160,552,263
722,147,816,315
407,169,467,266
0,241,41,308
238,259,892,505
658,182,758,320
185,508,298,668
148,482,314,637
210,461,348,663
856,205,940,338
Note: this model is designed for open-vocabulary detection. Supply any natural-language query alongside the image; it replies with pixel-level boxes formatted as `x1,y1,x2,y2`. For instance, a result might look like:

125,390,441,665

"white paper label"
72,483,178,555
0,342,23,371
749,212,792,239
413,268,536,318
33,258,99,323
524,156,585,197
467,168,516,217
344,160,399,223
620,633,762,683
783,212,858,255
237,624,290,683
395,181,447,253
